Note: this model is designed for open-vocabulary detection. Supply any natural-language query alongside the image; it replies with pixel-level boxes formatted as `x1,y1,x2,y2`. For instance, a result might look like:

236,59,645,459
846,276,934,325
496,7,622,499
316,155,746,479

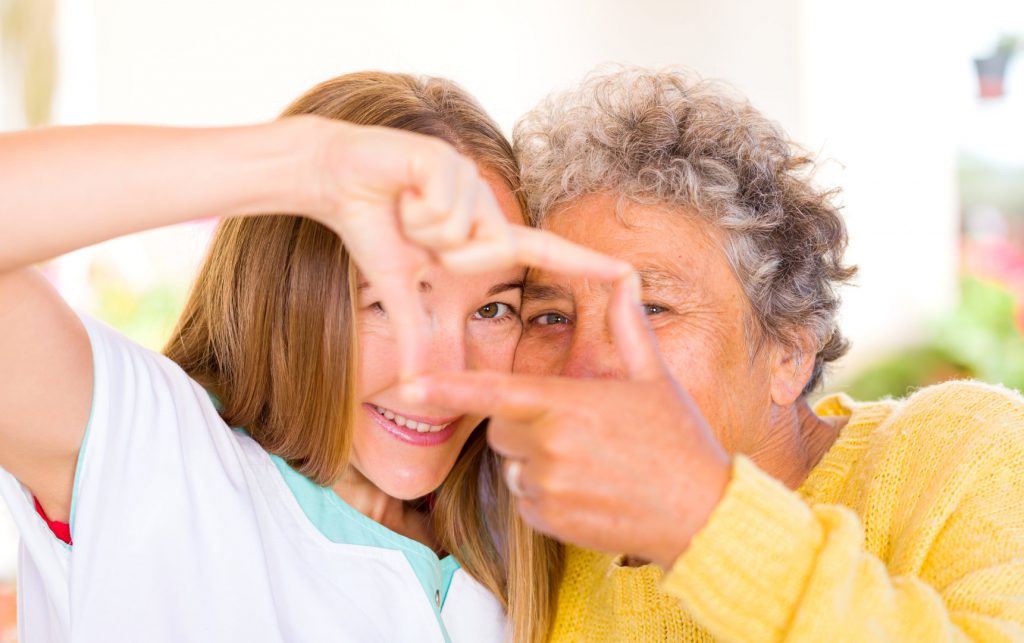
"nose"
560,312,625,380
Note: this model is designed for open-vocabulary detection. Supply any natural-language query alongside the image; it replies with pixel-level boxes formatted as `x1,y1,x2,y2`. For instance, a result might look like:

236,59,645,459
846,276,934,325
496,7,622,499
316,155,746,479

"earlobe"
768,332,816,406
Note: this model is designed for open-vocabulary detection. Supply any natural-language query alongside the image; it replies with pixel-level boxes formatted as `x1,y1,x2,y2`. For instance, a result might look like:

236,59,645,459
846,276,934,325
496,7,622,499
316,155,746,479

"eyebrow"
637,268,694,292
522,282,573,302
521,268,694,301
487,280,525,297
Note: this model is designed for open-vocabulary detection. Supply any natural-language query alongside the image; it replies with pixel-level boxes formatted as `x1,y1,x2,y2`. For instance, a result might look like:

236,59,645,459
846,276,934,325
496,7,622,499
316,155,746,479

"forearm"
0,117,323,271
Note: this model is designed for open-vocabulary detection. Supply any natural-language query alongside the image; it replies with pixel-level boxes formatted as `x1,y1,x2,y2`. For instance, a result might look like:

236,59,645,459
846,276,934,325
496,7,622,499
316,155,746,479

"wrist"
653,452,732,569
269,115,341,220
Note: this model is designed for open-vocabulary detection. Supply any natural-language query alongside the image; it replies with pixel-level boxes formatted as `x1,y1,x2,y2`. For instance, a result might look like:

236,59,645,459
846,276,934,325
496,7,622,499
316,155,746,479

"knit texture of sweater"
548,380,1024,642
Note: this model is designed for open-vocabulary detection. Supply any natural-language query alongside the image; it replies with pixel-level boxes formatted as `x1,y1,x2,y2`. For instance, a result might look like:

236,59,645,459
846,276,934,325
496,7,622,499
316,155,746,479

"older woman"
411,68,1024,641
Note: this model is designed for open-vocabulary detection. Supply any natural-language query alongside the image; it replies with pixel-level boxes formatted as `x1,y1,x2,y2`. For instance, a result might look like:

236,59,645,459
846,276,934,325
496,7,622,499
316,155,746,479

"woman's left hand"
403,274,733,568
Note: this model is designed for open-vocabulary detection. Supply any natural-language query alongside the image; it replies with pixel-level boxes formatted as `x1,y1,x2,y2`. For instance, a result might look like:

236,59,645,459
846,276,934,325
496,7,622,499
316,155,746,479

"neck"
747,398,846,490
331,467,437,550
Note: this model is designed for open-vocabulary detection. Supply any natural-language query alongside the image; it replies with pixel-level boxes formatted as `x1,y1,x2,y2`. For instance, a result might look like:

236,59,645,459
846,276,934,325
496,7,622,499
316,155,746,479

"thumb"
609,272,666,381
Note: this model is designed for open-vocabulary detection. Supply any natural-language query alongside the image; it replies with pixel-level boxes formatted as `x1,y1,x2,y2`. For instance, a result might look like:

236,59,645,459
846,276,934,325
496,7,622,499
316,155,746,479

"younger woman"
0,72,627,642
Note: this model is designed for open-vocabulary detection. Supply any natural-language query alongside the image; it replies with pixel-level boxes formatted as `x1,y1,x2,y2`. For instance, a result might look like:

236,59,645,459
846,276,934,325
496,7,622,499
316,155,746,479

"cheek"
467,322,521,372
355,326,399,397
657,321,768,444
655,323,739,415
512,326,569,375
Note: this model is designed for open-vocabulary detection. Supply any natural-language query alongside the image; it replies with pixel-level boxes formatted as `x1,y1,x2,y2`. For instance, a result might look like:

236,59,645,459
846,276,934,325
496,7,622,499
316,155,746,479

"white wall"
83,0,803,133
798,0,963,380
78,0,966,384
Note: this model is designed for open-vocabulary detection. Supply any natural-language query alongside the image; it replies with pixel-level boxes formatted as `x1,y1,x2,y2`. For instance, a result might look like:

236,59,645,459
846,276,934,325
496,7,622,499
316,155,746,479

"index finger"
373,275,432,380
609,272,669,381
438,225,631,283
510,226,631,282
401,371,554,421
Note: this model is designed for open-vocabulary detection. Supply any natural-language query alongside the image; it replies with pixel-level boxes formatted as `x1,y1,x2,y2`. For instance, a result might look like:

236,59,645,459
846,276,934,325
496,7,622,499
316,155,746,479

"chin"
371,466,451,501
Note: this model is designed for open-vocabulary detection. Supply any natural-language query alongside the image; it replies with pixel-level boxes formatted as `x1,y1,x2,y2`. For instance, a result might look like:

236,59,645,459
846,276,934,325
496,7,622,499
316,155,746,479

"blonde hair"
515,67,856,392
164,72,558,642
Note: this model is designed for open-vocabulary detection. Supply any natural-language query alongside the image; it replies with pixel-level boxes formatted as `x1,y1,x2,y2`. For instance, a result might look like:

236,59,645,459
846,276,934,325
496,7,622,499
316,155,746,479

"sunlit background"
1,0,1022,637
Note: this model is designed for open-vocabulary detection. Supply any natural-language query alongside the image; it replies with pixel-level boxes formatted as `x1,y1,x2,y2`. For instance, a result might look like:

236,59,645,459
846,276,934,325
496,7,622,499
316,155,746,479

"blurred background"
0,0,1022,637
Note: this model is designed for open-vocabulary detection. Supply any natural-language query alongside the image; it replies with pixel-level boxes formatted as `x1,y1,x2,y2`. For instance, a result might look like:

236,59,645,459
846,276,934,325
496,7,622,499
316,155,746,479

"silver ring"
505,459,525,497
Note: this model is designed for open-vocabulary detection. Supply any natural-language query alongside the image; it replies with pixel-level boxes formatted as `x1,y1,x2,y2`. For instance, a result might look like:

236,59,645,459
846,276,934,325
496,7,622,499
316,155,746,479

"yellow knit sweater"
548,380,1024,642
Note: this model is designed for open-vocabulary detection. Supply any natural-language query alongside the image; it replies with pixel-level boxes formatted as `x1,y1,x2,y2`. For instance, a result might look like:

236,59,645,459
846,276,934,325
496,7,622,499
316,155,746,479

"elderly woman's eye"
644,304,668,316
475,302,514,320
531,312,570,326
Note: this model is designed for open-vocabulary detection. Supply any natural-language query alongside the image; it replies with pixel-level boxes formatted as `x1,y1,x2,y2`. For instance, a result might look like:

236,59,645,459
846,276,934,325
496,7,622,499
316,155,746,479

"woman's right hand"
302,117,632,378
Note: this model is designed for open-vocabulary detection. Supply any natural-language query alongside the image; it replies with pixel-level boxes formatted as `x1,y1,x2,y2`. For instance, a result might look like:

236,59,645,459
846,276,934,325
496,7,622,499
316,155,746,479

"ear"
768,329,817,407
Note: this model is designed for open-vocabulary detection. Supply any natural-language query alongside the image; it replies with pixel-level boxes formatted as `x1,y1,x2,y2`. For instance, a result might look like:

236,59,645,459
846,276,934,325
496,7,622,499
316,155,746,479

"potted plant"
975,34,1019,99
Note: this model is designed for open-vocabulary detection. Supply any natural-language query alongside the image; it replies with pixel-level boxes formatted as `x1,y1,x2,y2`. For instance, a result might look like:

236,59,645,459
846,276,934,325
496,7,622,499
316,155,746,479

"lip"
363,403,461,447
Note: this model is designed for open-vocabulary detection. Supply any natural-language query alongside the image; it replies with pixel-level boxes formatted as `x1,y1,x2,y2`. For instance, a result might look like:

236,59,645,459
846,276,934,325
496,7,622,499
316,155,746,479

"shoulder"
76,313,235,458
897,379,1024,448
847,380,1024,481
80,314,179,374
80,313,209,405
903,379,1024,415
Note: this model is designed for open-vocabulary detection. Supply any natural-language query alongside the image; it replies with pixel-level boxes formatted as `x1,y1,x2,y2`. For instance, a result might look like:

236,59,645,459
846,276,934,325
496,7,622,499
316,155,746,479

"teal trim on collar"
217,399,462,640
269,453,461,612
68,317,100,549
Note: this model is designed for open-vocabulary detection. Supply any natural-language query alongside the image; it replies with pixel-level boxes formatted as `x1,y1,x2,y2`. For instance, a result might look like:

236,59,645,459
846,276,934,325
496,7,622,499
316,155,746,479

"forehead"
480,169,525,226
536,193,729,286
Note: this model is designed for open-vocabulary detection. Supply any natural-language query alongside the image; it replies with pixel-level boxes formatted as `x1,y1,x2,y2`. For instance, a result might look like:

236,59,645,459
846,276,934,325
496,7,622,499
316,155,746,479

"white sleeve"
0,313,248,639
66,314,247,619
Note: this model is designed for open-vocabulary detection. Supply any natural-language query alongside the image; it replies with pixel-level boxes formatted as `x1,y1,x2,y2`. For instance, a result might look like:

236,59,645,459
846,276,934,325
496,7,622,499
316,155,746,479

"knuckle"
440,221,469,246
486,424,513,454
537,429,569,461
530,461,569,500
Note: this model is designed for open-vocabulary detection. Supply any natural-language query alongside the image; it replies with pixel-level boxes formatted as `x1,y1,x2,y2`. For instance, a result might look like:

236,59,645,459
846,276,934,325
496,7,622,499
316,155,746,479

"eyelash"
473,302,519,324
529,312,571,326
528,304,668,326
367,302,519,323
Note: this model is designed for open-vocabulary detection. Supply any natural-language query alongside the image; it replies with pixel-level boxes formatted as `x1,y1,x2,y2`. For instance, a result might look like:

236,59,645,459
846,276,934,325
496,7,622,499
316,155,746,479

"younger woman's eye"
474,302,514,320
369,302,387,318
530,312,570,326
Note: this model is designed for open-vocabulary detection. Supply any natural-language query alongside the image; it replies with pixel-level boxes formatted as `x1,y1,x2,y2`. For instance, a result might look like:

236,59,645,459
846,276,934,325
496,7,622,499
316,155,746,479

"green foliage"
94,280,188,352
997,34,1021,57
958,155,1024,217
843,277,1024,400
933,277,1024,390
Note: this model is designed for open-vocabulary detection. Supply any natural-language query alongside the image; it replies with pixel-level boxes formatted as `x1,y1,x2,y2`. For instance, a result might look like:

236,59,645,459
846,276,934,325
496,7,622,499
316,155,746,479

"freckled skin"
514,193,776,459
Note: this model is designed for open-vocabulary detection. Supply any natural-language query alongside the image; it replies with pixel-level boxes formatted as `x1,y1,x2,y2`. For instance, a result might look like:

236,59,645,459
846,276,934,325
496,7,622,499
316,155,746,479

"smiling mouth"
371,405,457,434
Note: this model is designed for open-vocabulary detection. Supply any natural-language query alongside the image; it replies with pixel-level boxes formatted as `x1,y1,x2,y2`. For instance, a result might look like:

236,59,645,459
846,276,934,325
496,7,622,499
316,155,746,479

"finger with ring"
504,459,527,498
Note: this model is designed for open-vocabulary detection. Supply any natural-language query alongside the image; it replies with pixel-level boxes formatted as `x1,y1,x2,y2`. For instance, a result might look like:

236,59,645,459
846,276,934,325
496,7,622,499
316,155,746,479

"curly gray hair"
514,67,856,393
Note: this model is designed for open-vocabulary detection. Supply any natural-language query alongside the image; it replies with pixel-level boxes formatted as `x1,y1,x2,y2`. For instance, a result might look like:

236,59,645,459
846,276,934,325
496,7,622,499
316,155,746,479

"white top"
0,315,507,642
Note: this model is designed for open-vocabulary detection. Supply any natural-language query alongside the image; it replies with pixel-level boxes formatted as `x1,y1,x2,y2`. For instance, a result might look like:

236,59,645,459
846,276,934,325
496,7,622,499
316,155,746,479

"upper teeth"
375,406,451,433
